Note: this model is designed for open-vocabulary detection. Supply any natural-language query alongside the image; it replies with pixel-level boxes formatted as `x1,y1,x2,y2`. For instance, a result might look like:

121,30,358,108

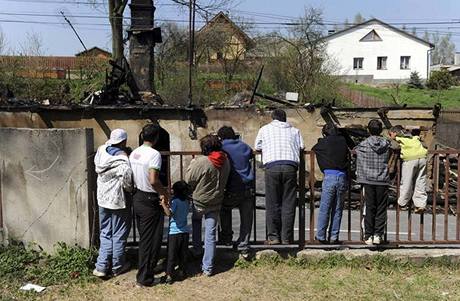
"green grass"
347,83,460,108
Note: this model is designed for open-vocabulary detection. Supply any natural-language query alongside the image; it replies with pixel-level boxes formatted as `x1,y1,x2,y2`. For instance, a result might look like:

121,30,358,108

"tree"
20,31,45,56
429,32,455,65
426,70,455,90
0,26,6,54
86,0,128,61
408,71,423,89
268,7,338,103
353,13,365,24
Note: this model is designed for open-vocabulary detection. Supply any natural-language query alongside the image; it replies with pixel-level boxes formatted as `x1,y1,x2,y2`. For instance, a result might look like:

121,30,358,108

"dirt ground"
28,250,460,301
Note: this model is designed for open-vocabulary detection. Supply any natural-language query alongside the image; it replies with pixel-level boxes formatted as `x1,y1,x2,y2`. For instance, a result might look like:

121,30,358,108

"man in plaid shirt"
255,109,304,245
355,119,391,246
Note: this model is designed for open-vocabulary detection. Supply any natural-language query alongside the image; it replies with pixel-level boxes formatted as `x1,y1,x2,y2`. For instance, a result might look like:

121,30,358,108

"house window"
353,57,364,70
377,56,387,70
400,56,411,69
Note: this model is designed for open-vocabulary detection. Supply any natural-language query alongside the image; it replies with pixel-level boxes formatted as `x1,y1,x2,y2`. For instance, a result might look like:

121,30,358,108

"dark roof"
75,47,112,57
198,11,253,47
324,18,435,48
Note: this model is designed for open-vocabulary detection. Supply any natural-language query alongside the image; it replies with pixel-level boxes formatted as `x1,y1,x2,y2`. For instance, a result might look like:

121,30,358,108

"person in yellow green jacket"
389,125,428,213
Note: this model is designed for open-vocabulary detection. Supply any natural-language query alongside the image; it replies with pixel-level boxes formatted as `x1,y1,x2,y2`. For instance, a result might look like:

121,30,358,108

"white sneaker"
364,236,373,245
373,235,381,245
92,268,106,278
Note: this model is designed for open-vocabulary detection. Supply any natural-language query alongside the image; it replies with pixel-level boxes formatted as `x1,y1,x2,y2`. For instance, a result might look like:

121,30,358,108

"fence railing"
128,149,460,248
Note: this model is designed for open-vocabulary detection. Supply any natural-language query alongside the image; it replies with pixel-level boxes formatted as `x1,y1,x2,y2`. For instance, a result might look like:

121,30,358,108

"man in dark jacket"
217,126,254,254
355,119,391,246
312,124,349,244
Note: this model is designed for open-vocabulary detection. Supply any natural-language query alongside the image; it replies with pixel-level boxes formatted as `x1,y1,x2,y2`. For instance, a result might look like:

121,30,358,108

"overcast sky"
0,0,459,55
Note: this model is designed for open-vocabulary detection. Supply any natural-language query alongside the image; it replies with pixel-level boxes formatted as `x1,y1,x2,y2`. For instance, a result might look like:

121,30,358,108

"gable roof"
198,11,253,47
75,47,112,57
325,18,434,48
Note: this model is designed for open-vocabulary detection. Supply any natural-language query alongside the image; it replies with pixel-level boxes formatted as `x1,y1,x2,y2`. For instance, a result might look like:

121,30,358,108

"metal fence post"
298,150,306,248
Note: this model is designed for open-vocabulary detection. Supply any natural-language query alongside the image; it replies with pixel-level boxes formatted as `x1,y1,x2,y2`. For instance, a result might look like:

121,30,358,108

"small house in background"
324,19,434,84
197,11,254,61
75,47,112,59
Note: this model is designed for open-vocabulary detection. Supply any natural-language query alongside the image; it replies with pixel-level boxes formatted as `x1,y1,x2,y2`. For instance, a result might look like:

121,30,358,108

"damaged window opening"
353,57,364,70
377,56,387,70
400,56,411,70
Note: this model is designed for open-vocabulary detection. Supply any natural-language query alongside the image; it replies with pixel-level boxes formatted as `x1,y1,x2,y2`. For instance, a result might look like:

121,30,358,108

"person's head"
141,124,160,146
389,125,404,139
368,119,383,136
271,109,287,122
217,126,236,140
322,123,338,137
172,180,191,200
107,128,127,148
200,134,222,155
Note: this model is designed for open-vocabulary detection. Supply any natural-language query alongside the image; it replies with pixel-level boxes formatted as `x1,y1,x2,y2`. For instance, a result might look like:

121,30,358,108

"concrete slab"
0,128,94,252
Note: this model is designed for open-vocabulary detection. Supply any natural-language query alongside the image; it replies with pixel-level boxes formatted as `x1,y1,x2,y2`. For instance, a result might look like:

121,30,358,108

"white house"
324,19,434,83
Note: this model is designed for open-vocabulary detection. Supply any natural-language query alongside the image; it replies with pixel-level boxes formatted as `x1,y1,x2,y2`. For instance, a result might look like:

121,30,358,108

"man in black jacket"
312,124,349,243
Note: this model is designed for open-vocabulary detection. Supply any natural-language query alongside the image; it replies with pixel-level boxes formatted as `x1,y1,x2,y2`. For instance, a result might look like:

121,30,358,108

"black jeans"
363,184,388,239
264,165,298,243
133,190,164,286
166,232,189,276
219,188,254,251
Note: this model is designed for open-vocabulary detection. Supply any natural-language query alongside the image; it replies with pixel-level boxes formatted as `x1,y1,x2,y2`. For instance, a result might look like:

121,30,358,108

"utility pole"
188,0,196,107
60,11,87,52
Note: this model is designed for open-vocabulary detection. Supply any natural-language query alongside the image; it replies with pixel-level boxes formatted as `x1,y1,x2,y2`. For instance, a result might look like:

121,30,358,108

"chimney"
455,52,460,66
128,0,162,93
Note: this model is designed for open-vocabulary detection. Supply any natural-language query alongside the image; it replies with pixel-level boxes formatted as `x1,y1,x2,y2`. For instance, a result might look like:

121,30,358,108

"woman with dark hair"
186,134,230,276
129,124,170,287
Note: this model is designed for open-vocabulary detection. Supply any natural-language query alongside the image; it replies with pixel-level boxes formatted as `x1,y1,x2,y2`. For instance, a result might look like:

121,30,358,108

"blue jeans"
316,174,347,241
95,206,131,273
192,207,218,274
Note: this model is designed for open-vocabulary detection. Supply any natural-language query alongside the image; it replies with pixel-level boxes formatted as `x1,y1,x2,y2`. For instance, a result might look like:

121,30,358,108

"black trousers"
166,232,189,276
363,184,388,238
133,190,164,286
264,165,298,243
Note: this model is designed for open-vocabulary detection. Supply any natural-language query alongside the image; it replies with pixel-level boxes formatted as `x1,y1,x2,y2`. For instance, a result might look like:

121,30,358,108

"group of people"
91,108,428,287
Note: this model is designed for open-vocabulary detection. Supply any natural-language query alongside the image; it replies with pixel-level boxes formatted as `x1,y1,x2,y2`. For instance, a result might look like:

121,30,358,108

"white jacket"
94,145,133,210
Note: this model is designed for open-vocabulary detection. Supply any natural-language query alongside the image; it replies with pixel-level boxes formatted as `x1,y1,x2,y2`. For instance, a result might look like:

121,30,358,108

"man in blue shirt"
217,126,254,255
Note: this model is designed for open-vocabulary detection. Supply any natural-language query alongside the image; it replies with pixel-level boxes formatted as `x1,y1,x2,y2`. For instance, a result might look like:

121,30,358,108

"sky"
0,0,459,56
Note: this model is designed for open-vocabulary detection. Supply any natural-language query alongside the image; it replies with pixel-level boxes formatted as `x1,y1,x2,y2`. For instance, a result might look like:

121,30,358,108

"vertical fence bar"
408,200,412,241
432,154,439,241
420,210,425,241
298,150,306,248
444,156,450,241
167,154,172,192
309,152,316,242
359,185,364,241
252,154,257,243
347,168,352,242
396,161,401,242
457,154,460,241
179,155,184,180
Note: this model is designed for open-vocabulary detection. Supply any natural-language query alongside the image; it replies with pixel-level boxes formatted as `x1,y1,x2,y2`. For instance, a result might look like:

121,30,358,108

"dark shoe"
315,236,329,244
113,262,131,277
239,249,251,260
264,239,281,245
163,275,174,285
218,239,233,246
330,239,342,245
153,258,166,274
414,207,426,214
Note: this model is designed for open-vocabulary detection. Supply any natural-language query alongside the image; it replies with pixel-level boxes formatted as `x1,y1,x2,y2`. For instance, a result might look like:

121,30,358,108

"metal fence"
128,149,460,248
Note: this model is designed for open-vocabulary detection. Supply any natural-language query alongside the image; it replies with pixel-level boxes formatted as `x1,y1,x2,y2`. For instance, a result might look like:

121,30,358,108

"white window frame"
377,56,387,70
353,57,364,70
400,56,411,70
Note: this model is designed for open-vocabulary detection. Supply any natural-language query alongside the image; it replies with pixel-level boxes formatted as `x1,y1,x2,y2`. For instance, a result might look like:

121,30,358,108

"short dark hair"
141,124,160,143
390,125,404,135
217,126,236,140
271,109,287,122
172,180,191,200
322,123,338,136
368,119,383,136
200,134,222,155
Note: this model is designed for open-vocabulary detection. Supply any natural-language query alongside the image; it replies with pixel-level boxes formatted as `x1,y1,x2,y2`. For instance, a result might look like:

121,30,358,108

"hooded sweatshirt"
94,144,133,209
254,120,304,167
222,139,254,192
185,151,230,211
355,136,391,186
